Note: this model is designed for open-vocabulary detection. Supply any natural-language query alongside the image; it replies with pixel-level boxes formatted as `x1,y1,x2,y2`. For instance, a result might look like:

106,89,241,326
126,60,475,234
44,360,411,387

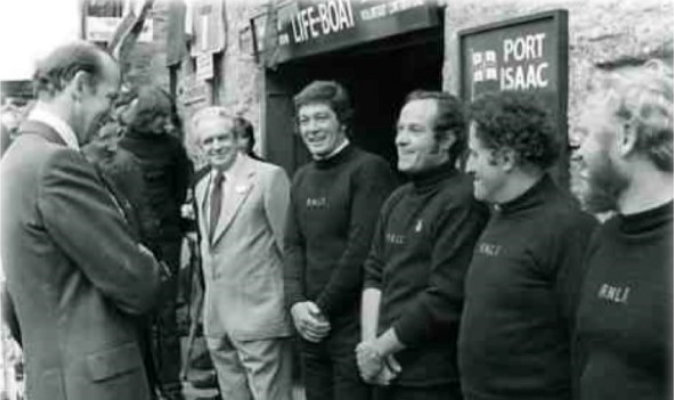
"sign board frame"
458,9,569,184
253,0,441,65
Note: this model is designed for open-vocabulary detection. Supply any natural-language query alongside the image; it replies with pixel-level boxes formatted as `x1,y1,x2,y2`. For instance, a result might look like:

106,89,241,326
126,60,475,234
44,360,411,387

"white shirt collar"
210,152,243,185
28,106,79,150
313,138,350,160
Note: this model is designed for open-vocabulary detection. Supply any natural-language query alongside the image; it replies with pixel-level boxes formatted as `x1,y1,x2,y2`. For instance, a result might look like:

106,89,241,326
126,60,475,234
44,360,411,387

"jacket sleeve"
393,199,488,347
315,159,396,317
283,174,307,310
263,167,290,256
38,149,161,315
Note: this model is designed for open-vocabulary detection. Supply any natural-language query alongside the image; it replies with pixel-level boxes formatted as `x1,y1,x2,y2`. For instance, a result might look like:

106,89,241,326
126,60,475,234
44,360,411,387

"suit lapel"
211,155,255,246
195,172,211,239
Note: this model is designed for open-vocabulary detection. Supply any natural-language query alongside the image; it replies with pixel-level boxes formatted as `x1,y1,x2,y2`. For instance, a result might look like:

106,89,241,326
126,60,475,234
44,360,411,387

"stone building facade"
138,0,672,180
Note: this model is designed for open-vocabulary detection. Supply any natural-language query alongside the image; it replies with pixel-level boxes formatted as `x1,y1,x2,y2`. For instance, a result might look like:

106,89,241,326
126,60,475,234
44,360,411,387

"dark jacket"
1,120,160,400
118,129,191,243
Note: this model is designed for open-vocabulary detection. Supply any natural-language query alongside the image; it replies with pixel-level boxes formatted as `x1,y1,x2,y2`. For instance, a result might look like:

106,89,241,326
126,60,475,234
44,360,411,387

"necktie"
209,171,224,240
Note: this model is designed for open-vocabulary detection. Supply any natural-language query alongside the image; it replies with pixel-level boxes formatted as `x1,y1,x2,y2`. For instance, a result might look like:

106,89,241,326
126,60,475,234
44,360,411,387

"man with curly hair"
458,91,597,400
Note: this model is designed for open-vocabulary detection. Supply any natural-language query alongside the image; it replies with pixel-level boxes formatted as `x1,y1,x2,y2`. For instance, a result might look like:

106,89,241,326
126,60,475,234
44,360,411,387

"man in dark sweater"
358,91,488,400
574,60,672,400
283,81,397,400
118,86,191,400
459,91,598,400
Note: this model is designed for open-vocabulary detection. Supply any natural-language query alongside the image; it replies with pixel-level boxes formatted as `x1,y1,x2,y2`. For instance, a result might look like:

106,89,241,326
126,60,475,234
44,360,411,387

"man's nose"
395,130,408,146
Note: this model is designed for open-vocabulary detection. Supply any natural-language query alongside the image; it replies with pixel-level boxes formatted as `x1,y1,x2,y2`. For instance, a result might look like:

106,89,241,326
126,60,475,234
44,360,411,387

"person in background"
283,80,397,400
0,41,160,400
358,91,488,400
574,59,672,400
191,106,293,400
118,85,191,400
458,91,597,400
234,116,263,160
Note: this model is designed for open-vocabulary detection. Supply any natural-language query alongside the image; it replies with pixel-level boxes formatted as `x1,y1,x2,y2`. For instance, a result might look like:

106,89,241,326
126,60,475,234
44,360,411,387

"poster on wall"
458,9,569,184
189,0,226,56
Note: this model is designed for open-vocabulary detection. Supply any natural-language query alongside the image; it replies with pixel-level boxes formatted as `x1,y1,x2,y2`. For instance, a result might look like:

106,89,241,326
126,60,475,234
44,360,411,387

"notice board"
459,10,569,184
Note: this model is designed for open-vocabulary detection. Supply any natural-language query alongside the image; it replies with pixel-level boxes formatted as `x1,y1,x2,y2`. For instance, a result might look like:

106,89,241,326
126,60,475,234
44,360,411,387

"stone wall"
136,0,673,166
444,0,672,138
172,0,268,161
122,1,171,91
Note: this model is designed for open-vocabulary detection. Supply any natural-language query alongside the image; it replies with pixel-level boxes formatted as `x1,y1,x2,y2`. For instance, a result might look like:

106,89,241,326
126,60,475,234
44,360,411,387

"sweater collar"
618,200,673,236
495,174,555,215
314,143,354,170
410,162,457,194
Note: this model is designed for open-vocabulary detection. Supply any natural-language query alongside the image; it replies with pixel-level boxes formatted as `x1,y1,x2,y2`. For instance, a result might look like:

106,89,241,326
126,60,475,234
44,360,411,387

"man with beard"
284,80,396,400
574,60,672,400
358,91,488,400
459,91,597,400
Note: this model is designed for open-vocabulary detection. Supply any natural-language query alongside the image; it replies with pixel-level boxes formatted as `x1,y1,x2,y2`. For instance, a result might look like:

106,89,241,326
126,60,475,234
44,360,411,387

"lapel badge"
235,184,249,194
415,219,423,232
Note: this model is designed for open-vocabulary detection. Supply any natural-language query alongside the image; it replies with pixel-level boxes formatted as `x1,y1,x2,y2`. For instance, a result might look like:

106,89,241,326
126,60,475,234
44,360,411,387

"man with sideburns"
284,80,396,400
358,90,488,400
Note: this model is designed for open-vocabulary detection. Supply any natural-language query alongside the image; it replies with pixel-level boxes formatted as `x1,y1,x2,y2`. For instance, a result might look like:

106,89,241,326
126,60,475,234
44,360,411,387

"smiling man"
283,80,396,400
0,41,161,400
574,60,672,400
458,91,597,400
358,91,488,400
191,107,293,400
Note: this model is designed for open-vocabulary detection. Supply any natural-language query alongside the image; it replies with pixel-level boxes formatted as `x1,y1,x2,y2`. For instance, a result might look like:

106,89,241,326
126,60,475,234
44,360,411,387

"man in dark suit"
0,41,161,400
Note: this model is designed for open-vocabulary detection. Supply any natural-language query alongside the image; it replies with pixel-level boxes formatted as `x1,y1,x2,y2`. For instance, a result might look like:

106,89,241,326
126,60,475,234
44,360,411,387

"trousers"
299,312,372,400
206,335,293,400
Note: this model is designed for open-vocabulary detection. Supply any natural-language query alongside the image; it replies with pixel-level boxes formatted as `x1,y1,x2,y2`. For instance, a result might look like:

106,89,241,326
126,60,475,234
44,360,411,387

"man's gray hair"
596,59,673,172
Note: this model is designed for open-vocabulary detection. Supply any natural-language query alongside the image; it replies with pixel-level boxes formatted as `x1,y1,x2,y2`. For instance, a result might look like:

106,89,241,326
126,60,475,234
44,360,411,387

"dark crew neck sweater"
458,175,598,400
364,164,488,386
283,144,396,318
576,201,672,400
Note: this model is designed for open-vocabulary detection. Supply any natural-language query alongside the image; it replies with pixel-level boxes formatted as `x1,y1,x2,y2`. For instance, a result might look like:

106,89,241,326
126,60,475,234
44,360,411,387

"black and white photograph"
0,0,671,399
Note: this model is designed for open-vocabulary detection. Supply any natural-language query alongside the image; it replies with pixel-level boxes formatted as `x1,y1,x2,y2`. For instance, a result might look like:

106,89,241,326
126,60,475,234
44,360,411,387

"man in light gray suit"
191,106,293,400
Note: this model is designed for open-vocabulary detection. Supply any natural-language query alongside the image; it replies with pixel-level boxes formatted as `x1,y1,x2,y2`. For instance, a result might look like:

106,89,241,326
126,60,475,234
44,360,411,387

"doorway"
264,27,444,176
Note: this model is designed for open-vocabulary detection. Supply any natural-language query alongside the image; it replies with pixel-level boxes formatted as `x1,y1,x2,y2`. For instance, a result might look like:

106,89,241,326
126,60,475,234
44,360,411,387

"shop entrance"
263,28,444,176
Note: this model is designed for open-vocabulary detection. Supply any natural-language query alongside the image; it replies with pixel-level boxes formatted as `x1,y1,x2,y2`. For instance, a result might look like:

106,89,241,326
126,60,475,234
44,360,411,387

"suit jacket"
0,121,161,400
196,154,292,340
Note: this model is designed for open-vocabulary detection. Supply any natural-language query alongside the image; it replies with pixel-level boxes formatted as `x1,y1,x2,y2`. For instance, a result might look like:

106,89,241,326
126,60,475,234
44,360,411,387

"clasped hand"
290,301,330,343
355,340,401,386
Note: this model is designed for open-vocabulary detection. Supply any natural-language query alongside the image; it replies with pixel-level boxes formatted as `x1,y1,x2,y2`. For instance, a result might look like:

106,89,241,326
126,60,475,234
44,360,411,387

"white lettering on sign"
291,0,355,43
503,33,546,62
499,33,549,90
501,63,549,90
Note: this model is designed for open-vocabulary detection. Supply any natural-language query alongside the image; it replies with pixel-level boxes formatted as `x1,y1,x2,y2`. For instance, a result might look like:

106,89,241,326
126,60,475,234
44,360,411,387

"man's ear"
69,71,92,101
439,130,456,154
499,147,518,172
617,121,638,157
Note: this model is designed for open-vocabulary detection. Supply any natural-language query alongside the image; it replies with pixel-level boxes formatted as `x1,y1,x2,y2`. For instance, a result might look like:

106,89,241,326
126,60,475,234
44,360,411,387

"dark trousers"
152,239,183,398
373,384,463,400
299,313,371,400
